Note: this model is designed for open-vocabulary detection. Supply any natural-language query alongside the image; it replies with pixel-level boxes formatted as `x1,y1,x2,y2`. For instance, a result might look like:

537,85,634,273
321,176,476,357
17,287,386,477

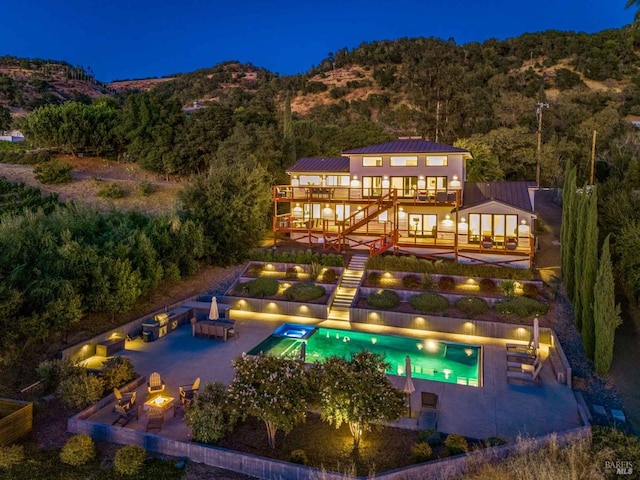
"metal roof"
343,139,470,155
461,181,536,212
286,157,350,173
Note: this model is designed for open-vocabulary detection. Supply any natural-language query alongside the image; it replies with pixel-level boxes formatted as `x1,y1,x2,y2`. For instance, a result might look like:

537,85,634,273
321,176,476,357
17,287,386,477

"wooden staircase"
327,254,368,321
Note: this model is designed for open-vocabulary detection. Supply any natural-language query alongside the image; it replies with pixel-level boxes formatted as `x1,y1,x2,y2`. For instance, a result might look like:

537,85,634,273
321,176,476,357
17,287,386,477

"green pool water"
248,325,481,387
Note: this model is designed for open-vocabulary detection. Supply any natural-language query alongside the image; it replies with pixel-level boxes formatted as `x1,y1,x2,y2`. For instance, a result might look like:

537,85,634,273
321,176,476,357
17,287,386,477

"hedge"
494,297,548,317
284,282,325,301
238,278,280,298
409,293,449,313
455,296,489,316
366,290,401,310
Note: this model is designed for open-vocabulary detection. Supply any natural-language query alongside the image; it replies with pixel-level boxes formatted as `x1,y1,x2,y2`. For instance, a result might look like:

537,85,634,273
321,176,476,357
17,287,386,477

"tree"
581,187,598,359
0,106,10,130
228,354,309,449
310,351,405,450
614,222,640,305
572,189,589,327
562,168,578,301
594,235,622,375
184,382,234,444
454,138,504,181
178,160,272,265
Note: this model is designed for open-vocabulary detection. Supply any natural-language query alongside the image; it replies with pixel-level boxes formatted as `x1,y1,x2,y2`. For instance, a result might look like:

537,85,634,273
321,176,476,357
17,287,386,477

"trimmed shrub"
494,297,548,318
248,250,344,266
138,181,154,196
284,282,325,301
290,449,308,465
445,434,468,455
455,297,489,316
101,357,137,390
0,445,25,468
402,274,422,289
285,267,299,279
238,278,279,298
57,372,105,409
479,278,498,293
114,445,146,476
366,271,381,286
97,182,124,198
60,434,96,466
33,160,73,184
366,289,400,310
410,293,449,313
322,268,337,282
438,276,456,291
417,428,442,446
411,442,433,463
523,283,540,298
499,280,516,297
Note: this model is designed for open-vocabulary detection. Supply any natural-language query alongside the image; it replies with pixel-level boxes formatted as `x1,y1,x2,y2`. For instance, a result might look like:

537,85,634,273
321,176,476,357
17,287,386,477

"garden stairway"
327,254,368,321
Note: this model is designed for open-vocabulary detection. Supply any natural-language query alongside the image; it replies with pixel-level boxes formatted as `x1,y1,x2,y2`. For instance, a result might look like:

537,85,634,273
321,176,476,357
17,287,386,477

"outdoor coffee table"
144,394,175,415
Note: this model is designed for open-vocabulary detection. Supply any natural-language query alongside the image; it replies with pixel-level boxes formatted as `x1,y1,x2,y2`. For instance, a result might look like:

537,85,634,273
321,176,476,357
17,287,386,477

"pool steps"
328,254,368,321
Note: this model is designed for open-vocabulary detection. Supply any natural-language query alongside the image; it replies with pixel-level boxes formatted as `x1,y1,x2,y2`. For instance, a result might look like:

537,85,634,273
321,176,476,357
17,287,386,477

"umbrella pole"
407,393,411,418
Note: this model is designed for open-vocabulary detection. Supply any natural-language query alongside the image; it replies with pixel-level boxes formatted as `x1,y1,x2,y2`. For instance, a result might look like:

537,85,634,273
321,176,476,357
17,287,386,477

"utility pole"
536,102,549,188
590,130,597,186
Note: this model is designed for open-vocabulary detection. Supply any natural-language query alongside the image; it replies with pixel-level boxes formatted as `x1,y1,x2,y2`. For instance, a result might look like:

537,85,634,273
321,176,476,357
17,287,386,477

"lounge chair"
506,237,518,250
507,354,540,370
507,361,543,383
179,377,201,407
418,391,439,428
481,235,493,249
113,387,136,410
506,342,534,354
507,349,538,363
147,372,165,394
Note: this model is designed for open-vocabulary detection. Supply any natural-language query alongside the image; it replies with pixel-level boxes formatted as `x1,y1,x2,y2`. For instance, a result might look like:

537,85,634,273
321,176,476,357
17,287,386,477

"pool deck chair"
507,353,541,370
506,341,534,355
418,391,439,428
147,372,165,394
507,361,543,384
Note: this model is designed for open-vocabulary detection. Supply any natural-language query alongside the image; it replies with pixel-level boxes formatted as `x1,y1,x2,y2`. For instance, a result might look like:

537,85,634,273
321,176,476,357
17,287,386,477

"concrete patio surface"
86,317,582,442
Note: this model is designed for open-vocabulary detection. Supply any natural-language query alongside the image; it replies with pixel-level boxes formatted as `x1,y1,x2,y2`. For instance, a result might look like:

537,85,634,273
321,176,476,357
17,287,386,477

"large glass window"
335,205,350,221
426,155,448,166
299,175,321,185
409,214,438,237
326,175,350,186
362,176,382,197
426,176,447,191
390,156,418,167
468,214,518,243
362,157,382,167
391,176,417,197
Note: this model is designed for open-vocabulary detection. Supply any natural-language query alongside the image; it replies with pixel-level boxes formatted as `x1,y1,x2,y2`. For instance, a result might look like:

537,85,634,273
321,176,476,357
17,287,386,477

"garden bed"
215,413,483,476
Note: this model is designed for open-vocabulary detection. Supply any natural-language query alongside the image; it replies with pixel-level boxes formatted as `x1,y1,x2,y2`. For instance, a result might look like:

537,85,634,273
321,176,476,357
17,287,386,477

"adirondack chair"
147,372,165,394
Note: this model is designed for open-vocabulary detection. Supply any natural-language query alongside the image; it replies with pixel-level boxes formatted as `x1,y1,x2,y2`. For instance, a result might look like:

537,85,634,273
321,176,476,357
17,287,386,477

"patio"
85,317,582,442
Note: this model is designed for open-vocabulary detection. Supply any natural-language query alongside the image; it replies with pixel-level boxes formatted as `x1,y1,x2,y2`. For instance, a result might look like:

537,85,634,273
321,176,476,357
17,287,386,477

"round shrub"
444,434,468,455
494,297,548,318
455,297,489,316
101,356,136,390
0,445,25,468
114,445,146,476
417,428,442,446
246,263,264,276
290,449,308,465
366,289,400,310
285,267,299,279
33,160,73,184
366,271,381,286
238,278,279,298
57,372,105,410
284,282,325,301
138,181,154,196
411,442,432,463
479,278,498,293
523,283,540,298
410,293,449,313
60,434,96,466
402,274,422,289
438,276,456,291
322,268,337,282
97,182,125,199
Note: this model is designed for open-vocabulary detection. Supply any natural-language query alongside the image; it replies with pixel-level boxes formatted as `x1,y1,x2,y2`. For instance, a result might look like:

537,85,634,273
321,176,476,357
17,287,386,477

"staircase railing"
369,223,399,256
341,190,396,236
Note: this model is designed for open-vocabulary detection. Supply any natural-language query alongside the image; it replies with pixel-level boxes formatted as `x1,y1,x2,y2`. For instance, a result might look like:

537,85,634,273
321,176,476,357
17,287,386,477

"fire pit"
144,395,175,415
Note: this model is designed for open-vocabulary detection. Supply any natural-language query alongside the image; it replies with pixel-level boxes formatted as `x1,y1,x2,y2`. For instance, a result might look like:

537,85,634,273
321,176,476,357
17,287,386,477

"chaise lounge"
507,361,543,383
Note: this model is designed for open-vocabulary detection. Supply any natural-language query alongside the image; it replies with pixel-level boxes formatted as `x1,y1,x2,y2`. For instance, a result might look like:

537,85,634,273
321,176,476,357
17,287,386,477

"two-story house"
273,137,536,268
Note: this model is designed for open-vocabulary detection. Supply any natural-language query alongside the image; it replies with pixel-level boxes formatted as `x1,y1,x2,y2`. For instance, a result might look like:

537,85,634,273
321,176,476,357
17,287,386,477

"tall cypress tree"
572,188,588,324
581,187,598,359
563,168,578,300
560,166,571,277
594,235,622,376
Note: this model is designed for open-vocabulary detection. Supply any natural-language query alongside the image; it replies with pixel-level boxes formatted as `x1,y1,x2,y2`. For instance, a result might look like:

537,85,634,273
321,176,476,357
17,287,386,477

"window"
362,157,382,167
426,155,448,166
390,156,418,167
326,175,350,186
426,176,447,191
391,176,417,197
303,203,321,220
335,205,350,221
468,214,518,243
409,214,438,237
362,176,382,197
299,175,320,185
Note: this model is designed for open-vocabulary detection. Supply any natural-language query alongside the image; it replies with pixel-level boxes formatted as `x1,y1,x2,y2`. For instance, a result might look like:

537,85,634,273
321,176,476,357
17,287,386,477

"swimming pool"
247,324,481,387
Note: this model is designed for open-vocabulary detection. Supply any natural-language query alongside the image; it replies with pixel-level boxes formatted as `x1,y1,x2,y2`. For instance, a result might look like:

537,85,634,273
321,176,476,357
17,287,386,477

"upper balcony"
273,185,461,207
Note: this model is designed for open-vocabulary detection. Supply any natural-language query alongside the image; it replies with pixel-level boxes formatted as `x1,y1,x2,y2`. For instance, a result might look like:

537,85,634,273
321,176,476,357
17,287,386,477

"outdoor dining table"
197,320,235,341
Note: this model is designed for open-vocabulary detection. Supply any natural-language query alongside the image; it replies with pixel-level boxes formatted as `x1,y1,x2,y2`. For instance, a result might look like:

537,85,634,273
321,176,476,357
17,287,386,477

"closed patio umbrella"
533,316,540,350
403,355,416,417
209,297,219,321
